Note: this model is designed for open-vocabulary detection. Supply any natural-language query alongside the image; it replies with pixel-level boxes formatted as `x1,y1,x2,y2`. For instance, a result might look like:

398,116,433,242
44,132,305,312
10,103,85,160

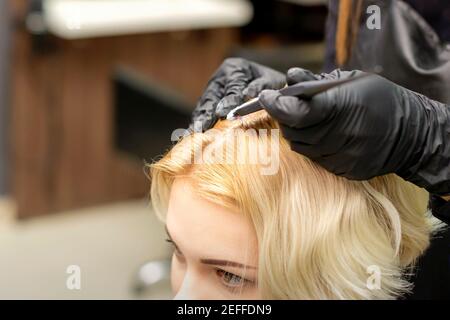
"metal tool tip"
226,111,237,120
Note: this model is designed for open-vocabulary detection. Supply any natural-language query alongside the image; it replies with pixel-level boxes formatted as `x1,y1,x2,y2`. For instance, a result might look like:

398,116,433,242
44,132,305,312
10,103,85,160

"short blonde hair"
150,111,439,299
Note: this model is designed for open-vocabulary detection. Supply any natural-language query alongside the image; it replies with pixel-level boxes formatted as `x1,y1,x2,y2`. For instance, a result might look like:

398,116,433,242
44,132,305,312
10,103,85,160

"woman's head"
150,110,436,299
165,178,259,299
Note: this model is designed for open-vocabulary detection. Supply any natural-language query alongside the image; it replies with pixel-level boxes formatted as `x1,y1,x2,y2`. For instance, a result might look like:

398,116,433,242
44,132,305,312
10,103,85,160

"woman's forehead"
166,178,257,263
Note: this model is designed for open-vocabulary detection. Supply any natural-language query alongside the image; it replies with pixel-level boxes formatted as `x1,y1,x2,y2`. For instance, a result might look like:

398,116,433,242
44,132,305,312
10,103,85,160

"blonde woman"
187,0,450,299
150,110,447,299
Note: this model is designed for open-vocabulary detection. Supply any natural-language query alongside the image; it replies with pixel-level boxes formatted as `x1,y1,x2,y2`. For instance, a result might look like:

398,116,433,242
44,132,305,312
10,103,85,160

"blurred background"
0,0,327,299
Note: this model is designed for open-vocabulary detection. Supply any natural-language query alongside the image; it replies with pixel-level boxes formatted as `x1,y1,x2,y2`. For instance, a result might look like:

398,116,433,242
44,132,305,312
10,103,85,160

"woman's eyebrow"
200,259,257,270
165,226,256,270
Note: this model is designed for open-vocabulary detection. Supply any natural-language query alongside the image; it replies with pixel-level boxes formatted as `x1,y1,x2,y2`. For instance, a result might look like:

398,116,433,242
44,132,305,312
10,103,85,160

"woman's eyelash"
165,237,255,294
216,269,254,293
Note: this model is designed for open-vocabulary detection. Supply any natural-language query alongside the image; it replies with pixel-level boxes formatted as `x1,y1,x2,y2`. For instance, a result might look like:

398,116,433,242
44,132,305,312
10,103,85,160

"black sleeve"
407,195,450,299
429,195,450,225
407,226,450,300
322,0,338,72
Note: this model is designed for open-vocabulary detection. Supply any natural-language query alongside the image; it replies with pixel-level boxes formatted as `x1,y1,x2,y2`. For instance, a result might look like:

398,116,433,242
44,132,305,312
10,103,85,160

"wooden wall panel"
9,0,238,218
0,0,11,195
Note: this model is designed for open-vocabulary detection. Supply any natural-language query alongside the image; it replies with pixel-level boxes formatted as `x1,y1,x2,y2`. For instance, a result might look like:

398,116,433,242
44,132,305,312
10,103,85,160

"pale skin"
166,178,261,299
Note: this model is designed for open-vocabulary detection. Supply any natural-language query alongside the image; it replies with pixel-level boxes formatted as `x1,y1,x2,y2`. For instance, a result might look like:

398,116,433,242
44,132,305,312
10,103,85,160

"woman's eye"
216,269,253,293
219,270,243,286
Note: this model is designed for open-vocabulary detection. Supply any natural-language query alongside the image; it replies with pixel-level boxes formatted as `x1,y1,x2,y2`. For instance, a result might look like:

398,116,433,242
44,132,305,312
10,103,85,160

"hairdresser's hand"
190,58,285,131
259,68,450,195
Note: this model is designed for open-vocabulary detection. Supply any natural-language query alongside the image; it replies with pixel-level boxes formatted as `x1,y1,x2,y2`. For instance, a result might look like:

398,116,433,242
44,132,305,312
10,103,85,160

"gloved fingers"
215,94,245,118
317,70,341,80
285,68,363,86
259,89,333,129
323,69,366,81
215,60,253,118
279,123,332,145
192,76,227,130
243,77,282,99
286,67,319,85
315,153,371,180
290,142,354,177
189,104,216,132
290,148,351,178
285,67,340,85
314,155,347,177
288,131,348,158
259,90,302,127
289,141,323,159
196,74,226,108
223,63,251,98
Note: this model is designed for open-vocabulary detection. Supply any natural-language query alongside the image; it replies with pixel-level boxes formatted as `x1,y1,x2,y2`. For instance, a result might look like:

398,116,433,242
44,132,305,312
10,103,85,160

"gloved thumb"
259,89,304,127
286,67,319,85
259,89,332,128
243,77,282,99
216,94,244,118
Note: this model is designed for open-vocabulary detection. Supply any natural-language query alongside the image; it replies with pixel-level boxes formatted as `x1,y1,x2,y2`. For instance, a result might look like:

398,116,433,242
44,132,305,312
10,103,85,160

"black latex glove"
259,68,450,196
190,58,285,131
